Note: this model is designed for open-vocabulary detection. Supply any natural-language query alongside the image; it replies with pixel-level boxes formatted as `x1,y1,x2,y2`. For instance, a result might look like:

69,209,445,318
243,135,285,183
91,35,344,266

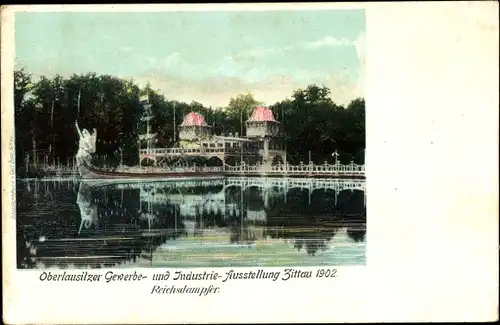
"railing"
224,161,365,175
24,157,364,178
108,165,224,174
225,176,366,191
139,147,226,156
26,164,79,175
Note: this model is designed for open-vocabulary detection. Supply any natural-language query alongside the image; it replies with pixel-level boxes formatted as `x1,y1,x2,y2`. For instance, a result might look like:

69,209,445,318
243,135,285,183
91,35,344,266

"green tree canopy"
14,68,365,175
226,92,263,136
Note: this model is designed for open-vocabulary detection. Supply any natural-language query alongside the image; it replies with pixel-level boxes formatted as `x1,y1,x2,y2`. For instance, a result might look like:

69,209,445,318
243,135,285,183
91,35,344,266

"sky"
15,10,365,107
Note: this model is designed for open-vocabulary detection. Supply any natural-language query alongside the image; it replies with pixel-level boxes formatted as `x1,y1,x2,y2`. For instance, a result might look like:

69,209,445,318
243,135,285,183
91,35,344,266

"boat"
75,94,225,181
77,160,225,181
74,94,364,181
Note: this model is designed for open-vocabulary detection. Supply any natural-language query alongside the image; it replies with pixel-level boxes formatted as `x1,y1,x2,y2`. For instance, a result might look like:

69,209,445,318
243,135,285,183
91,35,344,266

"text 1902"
316,269,337,278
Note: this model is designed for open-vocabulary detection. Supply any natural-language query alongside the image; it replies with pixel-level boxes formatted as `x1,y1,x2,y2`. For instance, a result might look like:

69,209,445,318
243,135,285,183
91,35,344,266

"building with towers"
245,106,285,166
137,97,286,169
178,112,212,146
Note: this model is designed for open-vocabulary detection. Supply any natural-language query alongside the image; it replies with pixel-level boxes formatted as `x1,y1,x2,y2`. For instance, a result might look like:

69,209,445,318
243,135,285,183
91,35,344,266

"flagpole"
173,102,176,144
77,88,81,118
282,106,287,166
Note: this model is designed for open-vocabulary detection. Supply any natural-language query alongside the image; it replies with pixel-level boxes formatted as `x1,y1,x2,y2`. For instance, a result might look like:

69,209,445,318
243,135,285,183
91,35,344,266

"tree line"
14,68,365,173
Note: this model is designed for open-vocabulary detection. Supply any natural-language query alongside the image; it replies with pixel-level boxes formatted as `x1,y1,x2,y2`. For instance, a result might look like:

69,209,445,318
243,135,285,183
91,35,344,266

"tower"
178,112,212,147
138,95,157,165
245,106,283,165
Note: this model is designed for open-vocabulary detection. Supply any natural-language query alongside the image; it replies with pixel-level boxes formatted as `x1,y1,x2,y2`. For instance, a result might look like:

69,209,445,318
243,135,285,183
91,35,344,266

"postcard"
2,2,498,324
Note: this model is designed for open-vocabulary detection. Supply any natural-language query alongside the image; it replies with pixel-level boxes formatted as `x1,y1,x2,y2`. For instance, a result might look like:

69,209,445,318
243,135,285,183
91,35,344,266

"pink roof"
180,112,208,127
247,106,277,122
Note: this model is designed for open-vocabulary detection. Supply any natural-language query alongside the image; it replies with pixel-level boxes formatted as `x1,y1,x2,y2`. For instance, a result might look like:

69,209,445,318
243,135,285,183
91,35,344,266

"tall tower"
178,112,212,147
245,106,282,165
138,95,157,165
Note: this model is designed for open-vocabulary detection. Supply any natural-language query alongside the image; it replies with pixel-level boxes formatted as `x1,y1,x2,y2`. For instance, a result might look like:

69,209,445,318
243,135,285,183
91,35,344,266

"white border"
2,2,499,323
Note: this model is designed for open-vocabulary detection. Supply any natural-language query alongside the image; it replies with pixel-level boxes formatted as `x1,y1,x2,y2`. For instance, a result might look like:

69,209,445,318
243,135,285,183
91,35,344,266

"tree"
226,92,263,136
13,70,365,175
271,84,365,164
292,84,332,105
14,68,35,170
14,68,32,111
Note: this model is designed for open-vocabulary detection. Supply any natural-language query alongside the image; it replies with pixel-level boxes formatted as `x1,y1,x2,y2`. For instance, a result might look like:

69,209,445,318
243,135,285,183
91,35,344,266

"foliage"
13,69,365,174
270,85,365,164
226,93,264,136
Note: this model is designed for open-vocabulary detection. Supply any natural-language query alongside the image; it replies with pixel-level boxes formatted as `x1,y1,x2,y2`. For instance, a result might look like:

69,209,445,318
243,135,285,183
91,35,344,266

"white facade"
246,121,280,138
178,125,212,142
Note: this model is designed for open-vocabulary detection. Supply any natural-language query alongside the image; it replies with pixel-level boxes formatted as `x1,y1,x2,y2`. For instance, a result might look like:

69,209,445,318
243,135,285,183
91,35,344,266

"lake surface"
16,177,366,269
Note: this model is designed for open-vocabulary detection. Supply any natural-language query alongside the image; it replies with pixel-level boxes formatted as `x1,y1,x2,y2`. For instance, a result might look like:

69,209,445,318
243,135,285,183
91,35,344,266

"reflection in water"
16,178,366,269
77,183,98,234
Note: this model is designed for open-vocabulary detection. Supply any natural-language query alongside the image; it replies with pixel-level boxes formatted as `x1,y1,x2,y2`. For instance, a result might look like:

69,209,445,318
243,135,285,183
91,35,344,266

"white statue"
76,182,98,234
75,121,97,166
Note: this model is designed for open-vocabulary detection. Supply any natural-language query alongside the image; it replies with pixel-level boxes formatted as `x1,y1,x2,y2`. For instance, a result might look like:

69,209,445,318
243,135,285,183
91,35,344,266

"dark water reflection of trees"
16,180,366,269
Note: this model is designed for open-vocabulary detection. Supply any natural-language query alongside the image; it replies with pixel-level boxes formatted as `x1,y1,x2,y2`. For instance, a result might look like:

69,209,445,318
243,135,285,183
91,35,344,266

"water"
16,177,366,269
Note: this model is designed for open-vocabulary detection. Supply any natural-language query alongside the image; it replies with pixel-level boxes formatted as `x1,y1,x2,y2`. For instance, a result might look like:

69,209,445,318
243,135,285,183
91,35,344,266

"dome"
247,106,277,122
180,112,208,127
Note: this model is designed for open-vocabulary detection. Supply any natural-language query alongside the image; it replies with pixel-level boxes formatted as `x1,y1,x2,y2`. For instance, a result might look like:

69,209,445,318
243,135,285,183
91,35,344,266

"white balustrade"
225,162,364,176
224,176,366,192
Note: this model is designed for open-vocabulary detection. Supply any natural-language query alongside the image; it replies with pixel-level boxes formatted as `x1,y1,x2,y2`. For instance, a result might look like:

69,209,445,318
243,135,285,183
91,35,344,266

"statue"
76,182,98,234
75,121,97,167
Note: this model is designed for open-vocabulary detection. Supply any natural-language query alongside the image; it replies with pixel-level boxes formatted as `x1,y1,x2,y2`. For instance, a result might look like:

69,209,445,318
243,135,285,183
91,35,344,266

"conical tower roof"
247,106,277,122
180,112,209,127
